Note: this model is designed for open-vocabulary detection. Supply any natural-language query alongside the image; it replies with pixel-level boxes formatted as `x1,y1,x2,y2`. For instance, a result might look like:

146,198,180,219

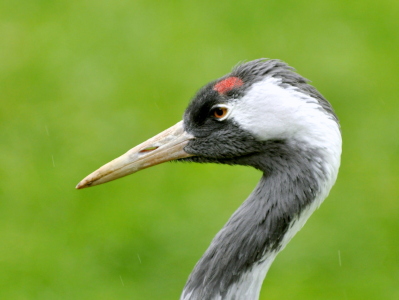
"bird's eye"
212,106,229,120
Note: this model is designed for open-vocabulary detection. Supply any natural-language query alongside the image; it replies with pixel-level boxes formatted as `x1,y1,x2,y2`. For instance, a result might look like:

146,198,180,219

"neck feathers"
181,140,340,300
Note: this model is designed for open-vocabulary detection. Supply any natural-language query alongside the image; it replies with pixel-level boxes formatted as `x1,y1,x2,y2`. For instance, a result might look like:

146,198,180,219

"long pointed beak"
76,121,194,189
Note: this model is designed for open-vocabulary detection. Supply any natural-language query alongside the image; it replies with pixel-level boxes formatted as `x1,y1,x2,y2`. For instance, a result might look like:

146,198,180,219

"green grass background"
1,0,398,299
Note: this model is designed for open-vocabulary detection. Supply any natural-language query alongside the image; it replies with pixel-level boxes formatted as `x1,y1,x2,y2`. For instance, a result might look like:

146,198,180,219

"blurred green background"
1,0,398,299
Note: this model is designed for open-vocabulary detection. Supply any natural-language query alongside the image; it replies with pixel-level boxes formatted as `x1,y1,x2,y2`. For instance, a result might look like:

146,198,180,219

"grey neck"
181,144,326,300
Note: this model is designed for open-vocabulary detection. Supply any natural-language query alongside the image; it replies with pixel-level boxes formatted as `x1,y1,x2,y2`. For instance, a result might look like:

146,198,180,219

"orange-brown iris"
213,107,228,119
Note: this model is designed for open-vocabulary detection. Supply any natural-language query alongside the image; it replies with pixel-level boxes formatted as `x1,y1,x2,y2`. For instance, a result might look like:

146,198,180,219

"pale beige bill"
76,121,194,189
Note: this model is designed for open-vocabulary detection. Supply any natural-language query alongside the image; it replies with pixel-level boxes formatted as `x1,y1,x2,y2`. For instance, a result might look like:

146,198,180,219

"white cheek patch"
230,76,337,143
229,76,342,182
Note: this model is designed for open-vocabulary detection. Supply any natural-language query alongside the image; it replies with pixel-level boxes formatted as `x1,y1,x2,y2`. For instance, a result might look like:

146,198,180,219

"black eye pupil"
215,108,223,116
211,106,228,119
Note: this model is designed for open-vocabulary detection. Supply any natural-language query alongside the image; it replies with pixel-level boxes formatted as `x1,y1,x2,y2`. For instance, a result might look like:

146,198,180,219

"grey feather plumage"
182,142,325,299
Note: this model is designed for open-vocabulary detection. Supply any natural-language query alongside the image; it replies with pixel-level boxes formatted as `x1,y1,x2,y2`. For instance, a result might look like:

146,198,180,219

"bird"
76,59,342,300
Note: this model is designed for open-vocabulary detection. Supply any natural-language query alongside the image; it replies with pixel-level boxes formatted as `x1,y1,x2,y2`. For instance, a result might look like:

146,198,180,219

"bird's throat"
181,145,335,300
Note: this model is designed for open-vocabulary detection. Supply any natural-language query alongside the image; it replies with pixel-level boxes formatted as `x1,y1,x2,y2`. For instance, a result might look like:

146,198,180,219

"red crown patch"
213,77,244,94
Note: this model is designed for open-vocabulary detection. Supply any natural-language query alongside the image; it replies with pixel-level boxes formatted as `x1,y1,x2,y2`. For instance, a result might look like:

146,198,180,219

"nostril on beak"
139,146,159,154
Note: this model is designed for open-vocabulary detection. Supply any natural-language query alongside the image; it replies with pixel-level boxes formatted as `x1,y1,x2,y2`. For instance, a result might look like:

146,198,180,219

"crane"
76,59,342,300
